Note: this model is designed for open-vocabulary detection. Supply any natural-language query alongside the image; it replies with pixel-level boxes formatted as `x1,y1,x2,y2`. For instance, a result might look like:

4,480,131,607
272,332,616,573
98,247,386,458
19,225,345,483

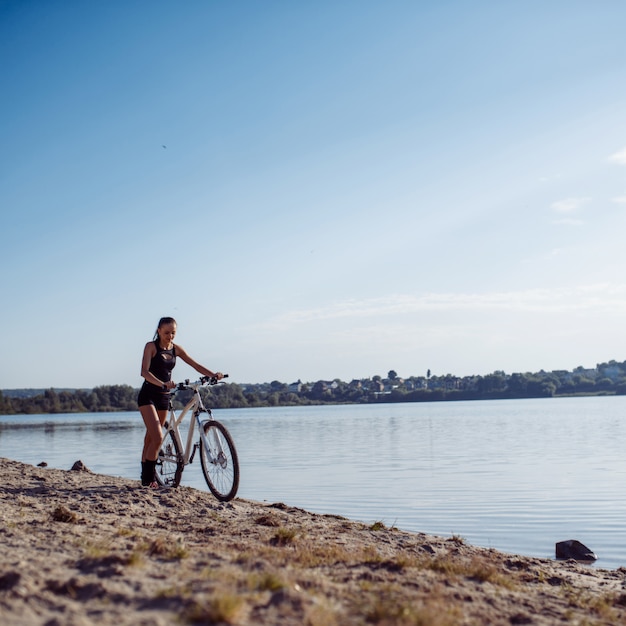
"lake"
1,395,626,569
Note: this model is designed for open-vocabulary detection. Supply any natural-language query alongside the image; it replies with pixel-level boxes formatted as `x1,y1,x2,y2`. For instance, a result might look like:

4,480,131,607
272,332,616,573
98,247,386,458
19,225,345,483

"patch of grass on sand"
304,602,340,626
51,505,78,523
270,527,298,546
247,570,285,592
147,536,189,560
126,550,146,567
364,590,462,626
562,586,621,621
254,513,281,527
295,543,354,568
428,554,516,589
116,527,141,538
82,540,112,558
183,592,244,625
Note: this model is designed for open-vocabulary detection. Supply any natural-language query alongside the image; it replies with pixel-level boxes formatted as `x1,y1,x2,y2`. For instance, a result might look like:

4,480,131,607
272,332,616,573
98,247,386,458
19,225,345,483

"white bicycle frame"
157,375,239,500
165,379,220,466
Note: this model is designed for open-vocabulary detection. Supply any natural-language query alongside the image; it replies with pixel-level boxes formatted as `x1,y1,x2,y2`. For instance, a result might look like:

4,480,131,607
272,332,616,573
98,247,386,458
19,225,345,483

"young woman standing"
137,316,223,487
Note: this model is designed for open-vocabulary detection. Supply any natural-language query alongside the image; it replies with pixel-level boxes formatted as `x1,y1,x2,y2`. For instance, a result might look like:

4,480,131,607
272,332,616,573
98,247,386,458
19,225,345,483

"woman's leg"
142,430,150,462
157,409,168,429
140,404,164,461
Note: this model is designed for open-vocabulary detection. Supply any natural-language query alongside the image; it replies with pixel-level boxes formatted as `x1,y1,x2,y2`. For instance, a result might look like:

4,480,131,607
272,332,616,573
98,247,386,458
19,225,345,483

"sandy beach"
1,458,626,625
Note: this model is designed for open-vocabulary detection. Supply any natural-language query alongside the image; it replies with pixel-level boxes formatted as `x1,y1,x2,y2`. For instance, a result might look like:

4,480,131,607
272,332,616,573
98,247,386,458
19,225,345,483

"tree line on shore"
2,359,626,415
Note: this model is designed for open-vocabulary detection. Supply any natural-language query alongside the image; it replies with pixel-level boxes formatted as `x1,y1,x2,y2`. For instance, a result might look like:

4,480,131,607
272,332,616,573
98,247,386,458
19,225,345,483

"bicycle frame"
166,380,218,466
156,376,240,501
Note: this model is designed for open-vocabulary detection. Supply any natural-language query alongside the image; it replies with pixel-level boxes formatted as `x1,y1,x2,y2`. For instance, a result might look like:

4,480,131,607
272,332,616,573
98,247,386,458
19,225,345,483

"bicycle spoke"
155,430,183,487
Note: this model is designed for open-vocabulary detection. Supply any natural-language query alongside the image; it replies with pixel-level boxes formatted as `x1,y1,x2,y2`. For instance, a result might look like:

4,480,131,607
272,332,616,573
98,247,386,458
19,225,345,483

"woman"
138,316,223,487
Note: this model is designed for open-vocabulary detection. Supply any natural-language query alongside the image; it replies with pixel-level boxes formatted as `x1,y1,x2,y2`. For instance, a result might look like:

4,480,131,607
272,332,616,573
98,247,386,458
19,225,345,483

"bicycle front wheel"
200,420,240,501
156,430,183,487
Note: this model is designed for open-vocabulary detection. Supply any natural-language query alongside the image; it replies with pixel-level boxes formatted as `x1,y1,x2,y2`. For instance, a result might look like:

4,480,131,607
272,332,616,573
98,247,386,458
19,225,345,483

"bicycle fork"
195,410,224,466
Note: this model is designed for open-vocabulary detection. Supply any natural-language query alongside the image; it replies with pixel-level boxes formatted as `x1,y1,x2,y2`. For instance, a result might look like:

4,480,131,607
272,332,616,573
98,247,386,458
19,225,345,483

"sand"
1,457,626,625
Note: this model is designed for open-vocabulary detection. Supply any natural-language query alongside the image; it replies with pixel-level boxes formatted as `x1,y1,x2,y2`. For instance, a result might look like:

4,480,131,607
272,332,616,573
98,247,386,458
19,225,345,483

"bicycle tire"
155,430,183,487
200,420,240,501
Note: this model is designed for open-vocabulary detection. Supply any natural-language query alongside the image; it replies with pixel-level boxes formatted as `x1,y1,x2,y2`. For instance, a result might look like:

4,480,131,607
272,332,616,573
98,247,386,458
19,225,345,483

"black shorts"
137,382,170,411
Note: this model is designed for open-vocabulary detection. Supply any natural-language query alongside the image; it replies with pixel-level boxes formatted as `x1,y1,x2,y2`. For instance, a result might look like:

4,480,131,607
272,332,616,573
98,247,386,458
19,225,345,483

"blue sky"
2,1,626,389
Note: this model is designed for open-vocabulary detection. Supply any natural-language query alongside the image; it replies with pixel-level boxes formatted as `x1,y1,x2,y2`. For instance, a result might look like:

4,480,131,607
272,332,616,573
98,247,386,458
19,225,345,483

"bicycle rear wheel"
156,430,183,487
200,420,240,501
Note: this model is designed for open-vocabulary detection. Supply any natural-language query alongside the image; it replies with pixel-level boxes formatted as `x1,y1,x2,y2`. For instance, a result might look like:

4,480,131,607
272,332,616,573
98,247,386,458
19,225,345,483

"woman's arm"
175,344,223,380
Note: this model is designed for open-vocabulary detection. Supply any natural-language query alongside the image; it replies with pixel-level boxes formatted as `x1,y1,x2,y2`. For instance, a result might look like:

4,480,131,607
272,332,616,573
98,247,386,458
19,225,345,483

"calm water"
2,396,626,569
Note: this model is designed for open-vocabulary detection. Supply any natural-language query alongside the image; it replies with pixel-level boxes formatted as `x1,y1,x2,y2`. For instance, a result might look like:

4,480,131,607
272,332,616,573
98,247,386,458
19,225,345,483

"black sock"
141,460,157,486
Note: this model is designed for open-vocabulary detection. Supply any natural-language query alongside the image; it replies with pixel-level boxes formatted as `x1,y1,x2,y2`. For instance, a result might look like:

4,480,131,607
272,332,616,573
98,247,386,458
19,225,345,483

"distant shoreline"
0,385,622,416
3,359,626,414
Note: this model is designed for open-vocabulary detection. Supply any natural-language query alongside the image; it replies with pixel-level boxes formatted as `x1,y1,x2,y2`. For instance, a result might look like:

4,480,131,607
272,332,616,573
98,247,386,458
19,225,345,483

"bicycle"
155,375,240,502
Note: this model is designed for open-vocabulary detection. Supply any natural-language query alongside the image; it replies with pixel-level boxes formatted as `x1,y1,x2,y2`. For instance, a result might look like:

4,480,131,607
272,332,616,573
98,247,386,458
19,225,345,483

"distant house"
371,380,385,393
288,380,302,393
350,378,371,391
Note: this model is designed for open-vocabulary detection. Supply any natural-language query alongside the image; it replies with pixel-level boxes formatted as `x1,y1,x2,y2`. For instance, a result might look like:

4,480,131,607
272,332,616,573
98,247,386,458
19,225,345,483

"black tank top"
149,340,176,383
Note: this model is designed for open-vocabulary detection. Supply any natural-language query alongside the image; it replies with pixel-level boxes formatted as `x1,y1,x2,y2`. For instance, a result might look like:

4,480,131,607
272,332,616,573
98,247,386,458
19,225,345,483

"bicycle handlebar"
203,374,229,385
175,374,228,391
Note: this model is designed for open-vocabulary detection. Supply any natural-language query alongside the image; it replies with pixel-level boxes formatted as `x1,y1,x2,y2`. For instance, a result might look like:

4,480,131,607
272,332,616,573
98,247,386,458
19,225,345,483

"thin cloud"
608,147,626,165
258,284,626,328
611,195,626,204
551,218,584,226
550,197,589,213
